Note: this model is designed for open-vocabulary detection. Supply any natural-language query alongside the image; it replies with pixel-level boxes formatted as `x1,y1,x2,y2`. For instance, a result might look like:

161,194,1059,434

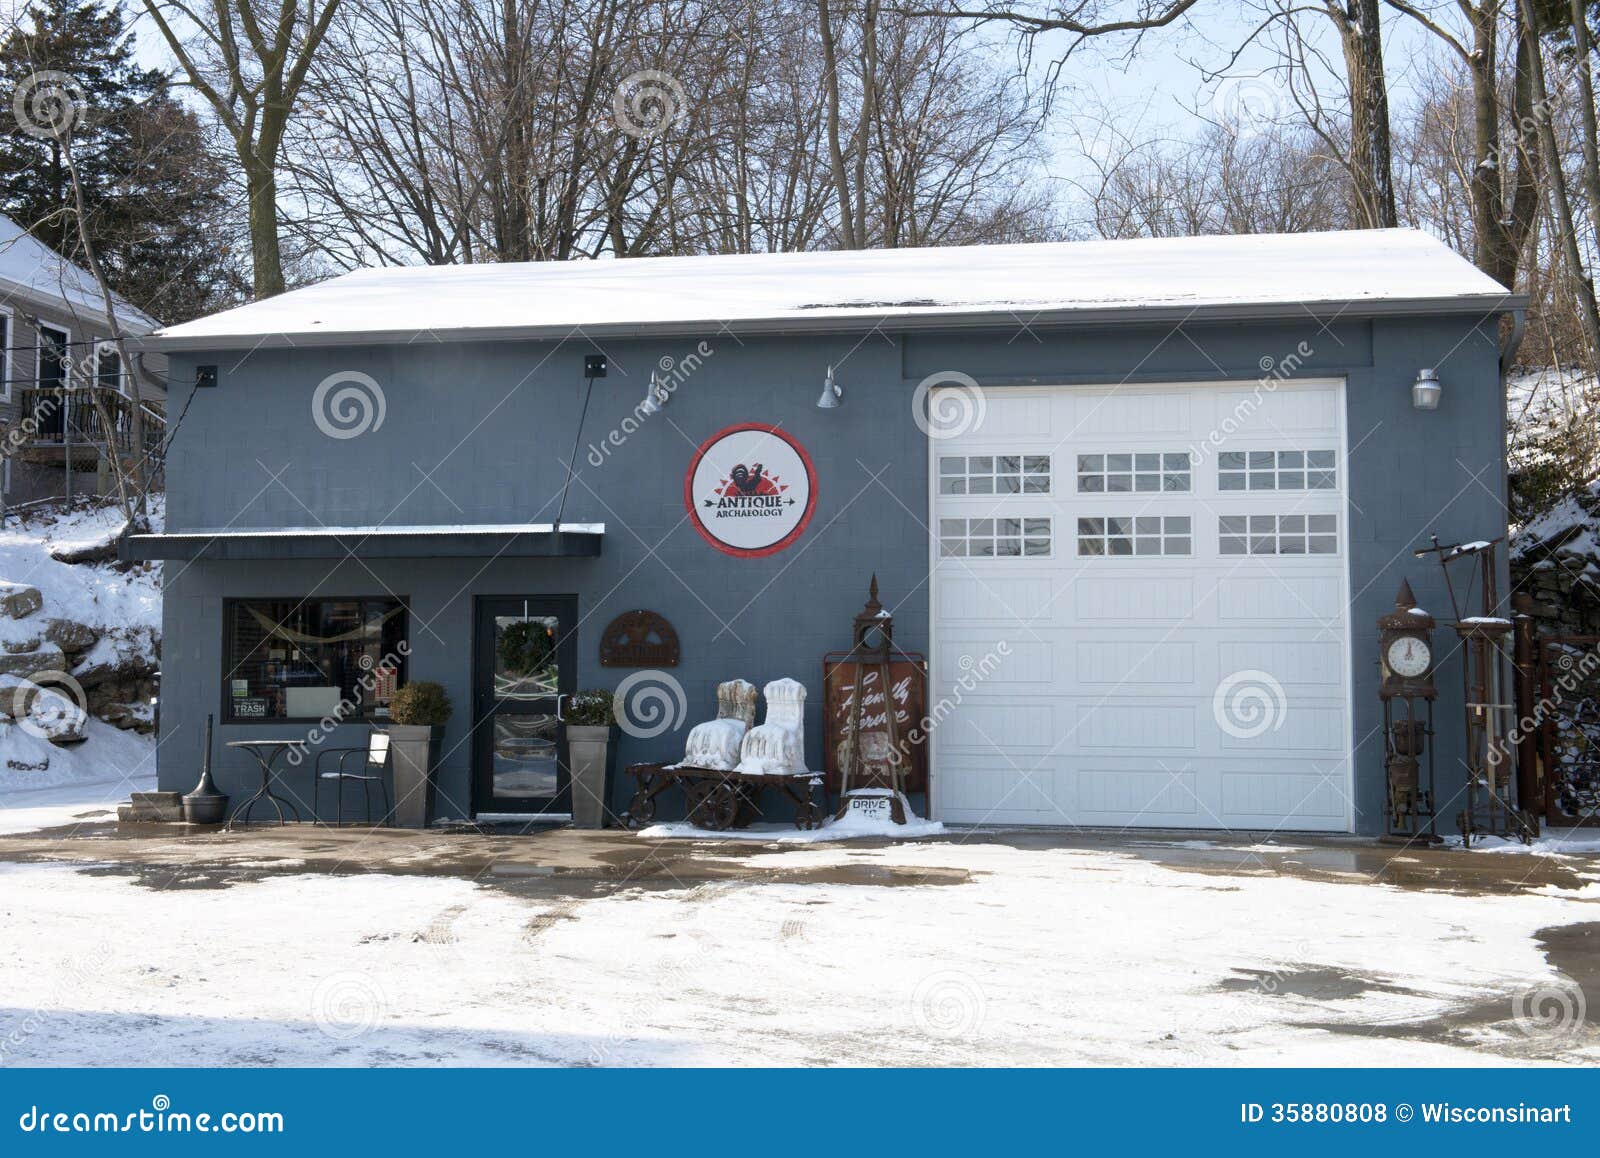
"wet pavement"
3,817,1597,1064
0,817,1593,899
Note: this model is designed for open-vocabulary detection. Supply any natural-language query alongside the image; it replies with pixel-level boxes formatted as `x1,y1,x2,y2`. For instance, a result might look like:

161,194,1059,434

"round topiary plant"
389,681,453,727
564,689,615,727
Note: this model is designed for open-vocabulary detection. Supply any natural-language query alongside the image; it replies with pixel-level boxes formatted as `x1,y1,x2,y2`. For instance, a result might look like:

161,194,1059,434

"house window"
96,343,123,394
1219,514,1338,556
0,311,10,401
1077,515,1192,556
939,517,1052,557
37,324,68,388
34,324,69,440
938,454,1050,495
1218,449,1336,491
1077,452,1191,493
224,598,408,723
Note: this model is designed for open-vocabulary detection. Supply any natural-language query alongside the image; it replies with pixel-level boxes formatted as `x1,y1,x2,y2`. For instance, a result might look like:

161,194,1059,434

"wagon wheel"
692,780,740,831
791,787,820,831
679,777,709,820
624,786,657,829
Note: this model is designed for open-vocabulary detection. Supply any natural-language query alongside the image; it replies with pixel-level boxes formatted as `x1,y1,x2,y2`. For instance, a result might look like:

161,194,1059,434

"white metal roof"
0,213,160,331
153,228,1516,349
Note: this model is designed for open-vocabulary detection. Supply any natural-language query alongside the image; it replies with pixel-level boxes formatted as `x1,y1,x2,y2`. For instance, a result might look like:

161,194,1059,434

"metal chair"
313,730,393,826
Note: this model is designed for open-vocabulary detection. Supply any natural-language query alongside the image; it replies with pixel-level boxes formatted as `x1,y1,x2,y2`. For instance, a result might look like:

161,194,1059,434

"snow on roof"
154,228,1514,349
0,213,159,331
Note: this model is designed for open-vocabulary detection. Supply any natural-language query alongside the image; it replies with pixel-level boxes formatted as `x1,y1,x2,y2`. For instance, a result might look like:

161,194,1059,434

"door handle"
554,693,568,723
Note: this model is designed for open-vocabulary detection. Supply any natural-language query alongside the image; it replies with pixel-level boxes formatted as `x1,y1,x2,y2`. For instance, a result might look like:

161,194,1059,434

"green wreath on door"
498,618,557,677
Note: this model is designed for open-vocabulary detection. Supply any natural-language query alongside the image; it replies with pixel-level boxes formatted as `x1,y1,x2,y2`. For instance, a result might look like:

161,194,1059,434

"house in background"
0,212,167,507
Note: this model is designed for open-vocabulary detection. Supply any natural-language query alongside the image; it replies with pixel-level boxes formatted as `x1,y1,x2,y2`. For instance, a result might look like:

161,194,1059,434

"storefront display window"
224,598,408,722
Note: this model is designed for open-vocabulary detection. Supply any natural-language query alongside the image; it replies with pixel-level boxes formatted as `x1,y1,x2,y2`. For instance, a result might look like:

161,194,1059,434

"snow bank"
0,499,160,800
0,498,162,660
641,792,946,843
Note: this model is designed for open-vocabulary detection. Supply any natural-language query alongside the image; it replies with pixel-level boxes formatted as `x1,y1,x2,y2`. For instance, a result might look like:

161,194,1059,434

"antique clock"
1378,579,1439,843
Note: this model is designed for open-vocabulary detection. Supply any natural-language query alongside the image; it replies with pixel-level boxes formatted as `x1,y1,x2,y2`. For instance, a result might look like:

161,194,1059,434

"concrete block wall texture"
157,311,1506,833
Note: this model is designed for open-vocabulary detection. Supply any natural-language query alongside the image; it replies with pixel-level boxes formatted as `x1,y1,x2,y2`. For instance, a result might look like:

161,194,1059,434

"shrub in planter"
386,681,452,827
566,688,619,829
389,681,452,726
564,688,614,727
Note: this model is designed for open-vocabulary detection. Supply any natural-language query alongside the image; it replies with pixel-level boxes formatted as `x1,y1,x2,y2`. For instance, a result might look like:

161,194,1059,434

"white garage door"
930,380,1352,832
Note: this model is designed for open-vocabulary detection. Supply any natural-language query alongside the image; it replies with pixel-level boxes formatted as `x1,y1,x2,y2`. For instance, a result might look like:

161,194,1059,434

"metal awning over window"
120,523,605,562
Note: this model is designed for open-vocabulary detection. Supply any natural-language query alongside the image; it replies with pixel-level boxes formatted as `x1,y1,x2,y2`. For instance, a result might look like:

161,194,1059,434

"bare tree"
1384,0,1542,288
139,0,342,298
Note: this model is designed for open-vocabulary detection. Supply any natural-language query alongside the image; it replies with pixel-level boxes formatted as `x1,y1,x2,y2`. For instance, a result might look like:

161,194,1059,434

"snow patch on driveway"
1,840,1594,1066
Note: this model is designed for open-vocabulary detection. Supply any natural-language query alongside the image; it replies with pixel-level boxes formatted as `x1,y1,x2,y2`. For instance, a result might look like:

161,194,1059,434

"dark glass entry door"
473,596,577,815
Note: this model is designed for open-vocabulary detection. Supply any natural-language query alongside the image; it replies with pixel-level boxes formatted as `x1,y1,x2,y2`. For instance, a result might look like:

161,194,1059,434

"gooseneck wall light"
816,364,842,409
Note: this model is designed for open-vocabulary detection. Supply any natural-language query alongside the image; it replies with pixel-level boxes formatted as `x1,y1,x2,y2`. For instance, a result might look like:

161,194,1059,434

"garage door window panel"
941,517,1052,558
940,454,1050,495
1078,515,1191,556
1077,452,1190,493
1219,513,1338,555
1218,449,1336,491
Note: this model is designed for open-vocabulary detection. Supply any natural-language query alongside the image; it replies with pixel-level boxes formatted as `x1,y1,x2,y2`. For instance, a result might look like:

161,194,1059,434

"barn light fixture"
1412,367,1441,411
639,371,670,416
816,364,842,409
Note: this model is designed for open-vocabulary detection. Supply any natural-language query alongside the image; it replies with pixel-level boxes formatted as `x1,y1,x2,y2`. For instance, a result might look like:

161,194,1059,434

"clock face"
1386,635,1431,678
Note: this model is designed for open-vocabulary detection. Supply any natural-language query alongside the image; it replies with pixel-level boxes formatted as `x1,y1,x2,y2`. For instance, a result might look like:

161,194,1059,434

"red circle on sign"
684,422,819,558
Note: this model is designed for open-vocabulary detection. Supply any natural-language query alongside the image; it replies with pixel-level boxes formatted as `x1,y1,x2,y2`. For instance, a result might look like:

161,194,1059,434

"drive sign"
685,423,818,558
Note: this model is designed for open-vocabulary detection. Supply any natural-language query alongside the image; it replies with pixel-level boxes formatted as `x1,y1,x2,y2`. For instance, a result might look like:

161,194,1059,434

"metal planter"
566,724,619,829
387,724,443,828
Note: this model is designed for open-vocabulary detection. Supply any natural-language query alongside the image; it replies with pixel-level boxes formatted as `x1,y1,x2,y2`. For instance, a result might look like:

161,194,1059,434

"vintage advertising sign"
821,655,929,794
684,423,817,558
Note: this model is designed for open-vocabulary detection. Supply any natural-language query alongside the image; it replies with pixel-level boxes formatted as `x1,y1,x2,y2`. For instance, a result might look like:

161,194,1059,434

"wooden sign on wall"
821,653,928,794
599,609,681,667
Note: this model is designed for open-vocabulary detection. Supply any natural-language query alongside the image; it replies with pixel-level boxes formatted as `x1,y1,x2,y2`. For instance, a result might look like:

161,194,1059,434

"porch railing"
14,386,167,465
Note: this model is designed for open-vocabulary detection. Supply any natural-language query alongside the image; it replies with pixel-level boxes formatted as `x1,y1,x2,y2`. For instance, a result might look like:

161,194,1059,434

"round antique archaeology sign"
685,423,818,558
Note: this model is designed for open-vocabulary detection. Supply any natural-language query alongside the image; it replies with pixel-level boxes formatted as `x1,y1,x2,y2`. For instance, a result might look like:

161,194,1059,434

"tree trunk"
1525,0,1600,364
1468,2,1514,284
1340,0,1397,227
1569,0,1600,249
818,0,858,249
244,158,286,299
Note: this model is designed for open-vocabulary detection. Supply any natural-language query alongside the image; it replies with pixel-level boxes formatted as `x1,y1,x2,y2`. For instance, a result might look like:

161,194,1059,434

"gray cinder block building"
130,229,1519,834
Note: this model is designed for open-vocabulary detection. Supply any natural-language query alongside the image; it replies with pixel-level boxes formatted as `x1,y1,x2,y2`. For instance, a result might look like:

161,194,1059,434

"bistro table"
224,739,307,828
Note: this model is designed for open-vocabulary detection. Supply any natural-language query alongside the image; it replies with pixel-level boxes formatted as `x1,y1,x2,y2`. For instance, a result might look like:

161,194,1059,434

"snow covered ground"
0,499,160,801
1,817,1595,1067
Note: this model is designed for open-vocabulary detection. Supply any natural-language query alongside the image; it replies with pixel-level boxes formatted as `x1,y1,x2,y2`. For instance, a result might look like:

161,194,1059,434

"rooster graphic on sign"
706,462,794,505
